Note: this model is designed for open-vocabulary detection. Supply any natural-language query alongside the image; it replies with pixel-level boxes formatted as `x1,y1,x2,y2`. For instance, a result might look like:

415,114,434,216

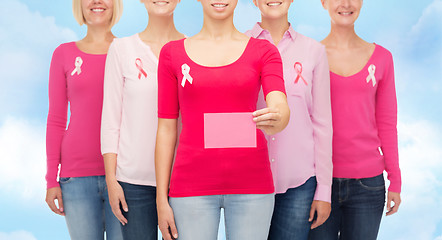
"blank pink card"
204,112,257,149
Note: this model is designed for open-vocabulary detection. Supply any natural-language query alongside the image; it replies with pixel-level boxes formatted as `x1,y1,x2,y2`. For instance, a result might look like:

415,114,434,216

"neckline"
181,37,252,68
73,42,107,56
135,33,159,62
330,43,378,78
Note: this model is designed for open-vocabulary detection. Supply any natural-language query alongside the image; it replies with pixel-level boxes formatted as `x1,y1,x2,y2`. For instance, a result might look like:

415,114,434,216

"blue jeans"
60,176,123,240
268,176,317,240
308,174,386,240
169,194,275,240
118,181,158,240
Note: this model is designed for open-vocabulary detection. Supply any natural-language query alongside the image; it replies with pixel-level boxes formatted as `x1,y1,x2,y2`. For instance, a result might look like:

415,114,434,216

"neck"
324,23,361,48
83,25,114,43
199,14,238,40
260,15,290,45
140,14,180,42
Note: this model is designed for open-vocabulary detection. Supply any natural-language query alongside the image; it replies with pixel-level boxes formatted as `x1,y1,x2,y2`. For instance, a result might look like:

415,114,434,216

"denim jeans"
60,176,123,240
308,174,386,240
169,194,275,240
118,181,158,240
268,176,317,240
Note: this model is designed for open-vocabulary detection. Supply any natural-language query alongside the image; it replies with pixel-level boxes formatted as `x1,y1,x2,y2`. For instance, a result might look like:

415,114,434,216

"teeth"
92,8,104,12
154,1,169,5
212,4,227,7
339,12,352,15
267,2,282,6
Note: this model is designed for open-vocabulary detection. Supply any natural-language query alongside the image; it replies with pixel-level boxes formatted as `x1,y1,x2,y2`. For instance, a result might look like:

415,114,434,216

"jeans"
268,176,317,240
60,175,123,240
309,174,386,240
118,181,158,240
169,194,275,240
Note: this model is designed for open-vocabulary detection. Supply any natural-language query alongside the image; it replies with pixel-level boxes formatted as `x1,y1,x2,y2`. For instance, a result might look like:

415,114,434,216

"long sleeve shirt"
101,34,160,186
330,44,401,193
246,23,333,202
46,42,106,189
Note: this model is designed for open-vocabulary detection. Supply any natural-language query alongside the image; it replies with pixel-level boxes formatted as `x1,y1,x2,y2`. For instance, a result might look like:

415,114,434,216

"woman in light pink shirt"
101,1,184,239
309,1,402,239
45,0,123,239
246,1,333,239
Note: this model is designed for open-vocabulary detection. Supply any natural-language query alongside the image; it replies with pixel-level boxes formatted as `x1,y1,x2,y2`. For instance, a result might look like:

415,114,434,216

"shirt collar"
249,22,297,42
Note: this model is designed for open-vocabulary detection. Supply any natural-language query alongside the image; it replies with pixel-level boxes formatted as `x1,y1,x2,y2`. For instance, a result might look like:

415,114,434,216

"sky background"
0,0,441,239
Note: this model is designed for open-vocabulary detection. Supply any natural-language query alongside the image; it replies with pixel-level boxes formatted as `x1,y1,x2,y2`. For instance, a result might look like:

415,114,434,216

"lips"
211,3,228,8
91,8,105,13
338,11,354,16
153,1,169,6
267,1,282,6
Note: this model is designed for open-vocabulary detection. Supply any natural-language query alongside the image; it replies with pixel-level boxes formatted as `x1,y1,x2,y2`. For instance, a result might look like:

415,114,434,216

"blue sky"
0,0,441,239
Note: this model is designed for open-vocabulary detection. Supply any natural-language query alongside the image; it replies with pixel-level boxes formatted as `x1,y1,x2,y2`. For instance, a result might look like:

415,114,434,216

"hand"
309,200,331,229
386,191,401,216
253,107,282,135
158,201,178,240
45,187,65,216
107,179,128,225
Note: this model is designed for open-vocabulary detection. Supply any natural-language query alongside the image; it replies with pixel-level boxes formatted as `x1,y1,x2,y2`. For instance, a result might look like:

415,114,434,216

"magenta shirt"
247,23,333,202
330,44,401,193
46,42,106,189
158,38,286,197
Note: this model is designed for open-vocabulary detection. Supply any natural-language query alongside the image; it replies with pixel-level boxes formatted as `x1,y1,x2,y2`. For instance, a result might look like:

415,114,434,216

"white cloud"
0,117,46,202
0,231,37,240
378,120,442,240
0,0,77,118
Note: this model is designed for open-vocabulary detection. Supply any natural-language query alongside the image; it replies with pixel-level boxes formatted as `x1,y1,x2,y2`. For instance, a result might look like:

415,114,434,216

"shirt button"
271,158,275,162
272,137,275,141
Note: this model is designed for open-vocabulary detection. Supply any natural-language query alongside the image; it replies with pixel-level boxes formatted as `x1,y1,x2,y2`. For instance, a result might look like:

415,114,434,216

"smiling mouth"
211,3,228,8
91,8,105,13
267,2,282,6
338,11,354,16
154,1,169,5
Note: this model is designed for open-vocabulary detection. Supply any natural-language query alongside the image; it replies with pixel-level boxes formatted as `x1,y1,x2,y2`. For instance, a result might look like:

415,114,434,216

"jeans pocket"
357,174,385,191
59,177,73,184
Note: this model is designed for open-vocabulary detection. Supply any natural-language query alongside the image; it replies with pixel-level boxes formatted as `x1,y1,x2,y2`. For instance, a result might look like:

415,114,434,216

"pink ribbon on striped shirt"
294,62,308,86
135,58,147,80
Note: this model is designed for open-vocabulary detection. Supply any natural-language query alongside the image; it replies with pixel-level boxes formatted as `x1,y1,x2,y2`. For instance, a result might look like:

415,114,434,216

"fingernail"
60,208,64,212
174,234,178,238
253,117,257,121
124,207,128,212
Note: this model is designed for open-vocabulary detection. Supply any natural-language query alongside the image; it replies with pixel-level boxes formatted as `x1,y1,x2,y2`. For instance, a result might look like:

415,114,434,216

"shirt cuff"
388,180,401,193
313,183,332,203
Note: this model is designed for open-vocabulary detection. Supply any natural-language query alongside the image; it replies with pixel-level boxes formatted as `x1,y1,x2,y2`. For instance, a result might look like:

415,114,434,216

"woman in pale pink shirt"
45,0,123,239
101,1,184,239
246,1,333,239
309,1,402,239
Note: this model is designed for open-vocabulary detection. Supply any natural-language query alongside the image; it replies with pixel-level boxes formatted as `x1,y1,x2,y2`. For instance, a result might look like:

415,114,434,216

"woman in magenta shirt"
155,0,290,239
246,0,333,239
45,0,123,239
309,0,402,239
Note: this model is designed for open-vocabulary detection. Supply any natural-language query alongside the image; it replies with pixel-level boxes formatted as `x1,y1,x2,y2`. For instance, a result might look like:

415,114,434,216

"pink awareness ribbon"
366,64,376,86
135,58,147,79
71,57,83,76
181,64,193,87
294,62,308,85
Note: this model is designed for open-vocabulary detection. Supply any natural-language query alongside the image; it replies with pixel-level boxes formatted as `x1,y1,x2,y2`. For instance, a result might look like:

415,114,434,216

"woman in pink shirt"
45,0,123,239
309,0,402,239
246,1,333,239
101,1,184,239
155,0,290,239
